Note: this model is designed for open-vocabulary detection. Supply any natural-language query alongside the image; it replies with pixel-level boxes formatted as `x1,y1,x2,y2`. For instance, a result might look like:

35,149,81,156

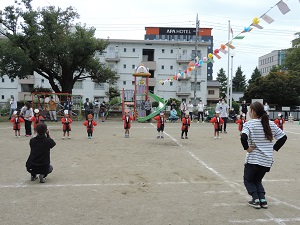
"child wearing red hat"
154,112,166,139
122,110,133,138
83,114,97,139
61,110,72,139
30,109,44,136
274,113,285,130
10,111,25,137
210,111,224,139
181,113,191,139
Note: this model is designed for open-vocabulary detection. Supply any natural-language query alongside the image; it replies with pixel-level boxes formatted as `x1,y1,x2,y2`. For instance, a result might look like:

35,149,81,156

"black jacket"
26,135,56,173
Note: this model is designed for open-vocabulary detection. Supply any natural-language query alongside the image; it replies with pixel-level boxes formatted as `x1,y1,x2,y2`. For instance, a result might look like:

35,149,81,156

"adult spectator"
144,98,152,122
180,101,187,119
100,101,107,122
215,98,222,112
170,100,177,110
83,98,93,120
20,102,34,137
264,102,270,116
197,100,205,123
9,97,17,120
229,108,237,123
93,99,100,121
218,99,229,133
169,108,179,123
241,100,248,119
187,101,194,121
63,97,73,118
48,96,58,122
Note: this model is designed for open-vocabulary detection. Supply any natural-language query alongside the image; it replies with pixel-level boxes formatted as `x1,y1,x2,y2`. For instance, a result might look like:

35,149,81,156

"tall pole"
194,14,199,106
230,54,234,109
226,20,231,103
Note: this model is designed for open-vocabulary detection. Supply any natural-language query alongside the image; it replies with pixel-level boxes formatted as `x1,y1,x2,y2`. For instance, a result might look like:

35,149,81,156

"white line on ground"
284,130,300,135
230,217,300,224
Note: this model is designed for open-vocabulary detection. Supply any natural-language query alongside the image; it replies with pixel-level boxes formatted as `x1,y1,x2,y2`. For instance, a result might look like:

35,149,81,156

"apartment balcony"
19,75,35,84
18,92,32,101
176,54,191,63
105,52,120,62
141,61,156,70
176,86,191,96
177,76,191,81
149,78,156,87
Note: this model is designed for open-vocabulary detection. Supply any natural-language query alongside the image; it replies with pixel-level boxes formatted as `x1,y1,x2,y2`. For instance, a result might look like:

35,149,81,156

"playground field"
0,120,299,225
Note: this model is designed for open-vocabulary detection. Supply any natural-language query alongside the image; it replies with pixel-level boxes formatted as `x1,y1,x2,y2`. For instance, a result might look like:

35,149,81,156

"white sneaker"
217,136,221,139
197,121,199,123
202,121,205,123
68,136,71,139
62,136,65,139
214,137,217,140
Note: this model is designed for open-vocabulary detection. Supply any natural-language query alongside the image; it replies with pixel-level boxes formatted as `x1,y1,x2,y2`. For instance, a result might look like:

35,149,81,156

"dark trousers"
88,130,93,137
181,129,188,137
189,112,193,121
25,120,32,135
28,165,53,178
197,112,204,121
243,163,270,200
146,109,151,122
221,117,227,131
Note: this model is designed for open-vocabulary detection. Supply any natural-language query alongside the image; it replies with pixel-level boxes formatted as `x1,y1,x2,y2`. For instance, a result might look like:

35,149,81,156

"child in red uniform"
10,111,25,137
122,110,133,138
274,113,285,130
61,110,72,139
154,112,166,139
210,111,224,139
181,113,191,139
83,114,97,139
30,109,44,135
236,113,247,136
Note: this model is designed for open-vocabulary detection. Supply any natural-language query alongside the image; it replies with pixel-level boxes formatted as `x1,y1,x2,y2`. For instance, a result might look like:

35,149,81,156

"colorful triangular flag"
251,23,264,29
261,14,274,24
234,36,245,39
277,0,290,15
219,49,228,54
225,42,235,49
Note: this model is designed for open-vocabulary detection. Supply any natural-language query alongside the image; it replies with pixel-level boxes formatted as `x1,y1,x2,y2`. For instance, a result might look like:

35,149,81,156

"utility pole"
226,20,231,103
194,14,200,106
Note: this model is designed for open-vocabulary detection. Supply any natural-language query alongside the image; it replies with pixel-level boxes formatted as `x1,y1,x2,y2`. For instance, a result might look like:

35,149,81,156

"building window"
123,81,126,85
161,65,164,69
170,66,173,70
208,90,215,95
132,81,135,85
132,65,135,69
162,49,165,53
124,48,126,52
41,79,44,83
11,78,14,82
94,83,104,90
191,82,201,91
123,64,126,69
133,48,135,52
170,49,173,54
1,95,4,99
73,81,83,89
1,78,4,82
170,82,173,86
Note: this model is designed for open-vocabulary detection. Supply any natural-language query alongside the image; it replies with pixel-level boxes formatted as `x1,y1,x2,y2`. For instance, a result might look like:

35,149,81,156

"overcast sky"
1,0,299,80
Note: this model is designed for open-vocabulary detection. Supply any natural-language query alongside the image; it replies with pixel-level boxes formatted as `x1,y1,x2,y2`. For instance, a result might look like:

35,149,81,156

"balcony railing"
176,54,191,63
105,52,120,62
19,75,35,84
176,86,191,96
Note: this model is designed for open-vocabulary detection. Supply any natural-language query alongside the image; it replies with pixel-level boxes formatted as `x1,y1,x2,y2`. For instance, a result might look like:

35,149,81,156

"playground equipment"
23,92,83,120
121,64,166,121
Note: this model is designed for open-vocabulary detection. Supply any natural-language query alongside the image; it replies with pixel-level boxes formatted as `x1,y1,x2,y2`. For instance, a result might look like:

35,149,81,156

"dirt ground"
0,118,299,225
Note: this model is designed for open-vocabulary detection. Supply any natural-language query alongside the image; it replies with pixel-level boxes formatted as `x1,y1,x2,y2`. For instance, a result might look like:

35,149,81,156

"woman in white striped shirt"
241,101,287,209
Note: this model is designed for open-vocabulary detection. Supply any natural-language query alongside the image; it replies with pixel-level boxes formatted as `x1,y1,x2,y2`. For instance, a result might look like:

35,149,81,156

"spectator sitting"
229,108,237,122
169,108,179,122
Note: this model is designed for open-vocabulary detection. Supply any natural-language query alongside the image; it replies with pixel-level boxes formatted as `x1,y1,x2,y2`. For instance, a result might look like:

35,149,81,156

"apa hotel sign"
159,27,196,35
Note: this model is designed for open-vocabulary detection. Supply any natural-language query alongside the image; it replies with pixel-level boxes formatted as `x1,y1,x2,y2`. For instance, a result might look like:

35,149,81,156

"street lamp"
229,51,235,110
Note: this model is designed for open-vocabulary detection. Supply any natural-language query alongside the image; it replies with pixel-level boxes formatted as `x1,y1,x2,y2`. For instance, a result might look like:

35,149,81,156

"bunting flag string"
209,0,292,65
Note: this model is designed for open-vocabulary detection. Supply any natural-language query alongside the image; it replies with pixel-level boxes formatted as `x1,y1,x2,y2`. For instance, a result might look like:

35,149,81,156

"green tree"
283,38,300,73
232,66,246,92
105,86,120,101
244,71,300,106
0,0,117,94
216,68,227,98
248,67,262,86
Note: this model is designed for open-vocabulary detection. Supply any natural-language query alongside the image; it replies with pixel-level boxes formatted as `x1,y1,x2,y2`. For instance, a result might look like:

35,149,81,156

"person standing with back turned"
240,101,287,209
